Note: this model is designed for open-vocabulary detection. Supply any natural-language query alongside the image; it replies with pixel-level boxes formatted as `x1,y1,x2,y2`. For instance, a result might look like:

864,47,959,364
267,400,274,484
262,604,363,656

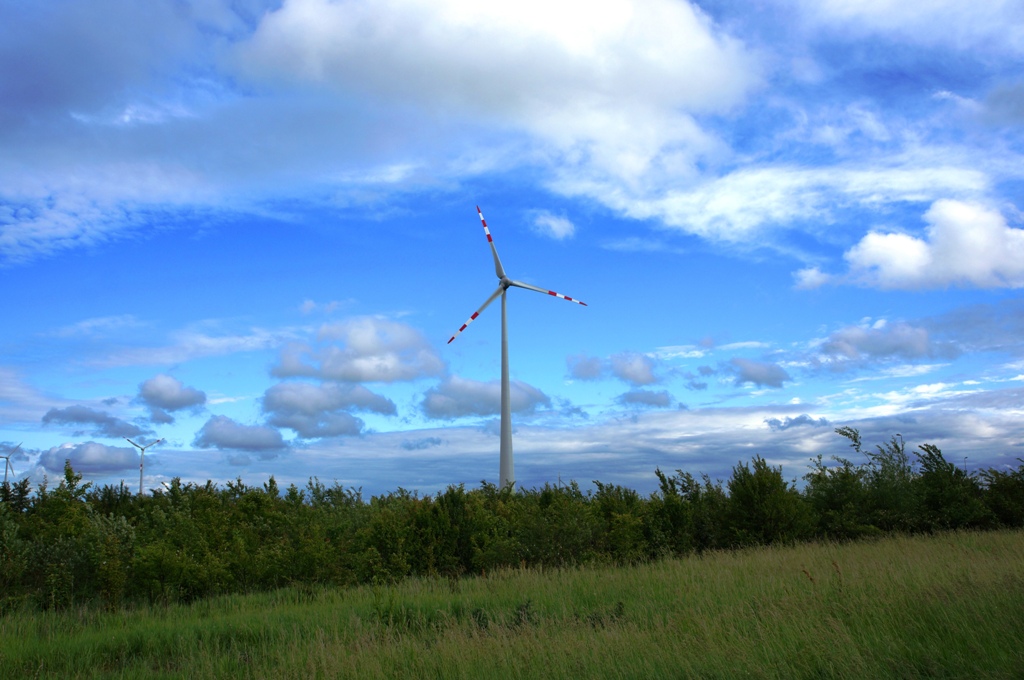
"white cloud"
235,0,760,208
568,351,662,385
617,389,673,408
653,345,707,360
844,200,1024,289
597,163,988,245
39,442,139,474
421,375,550,419
610,352,659,385
531,211,575,240
193,415,286,452
237,0,757,116
567,354,604,380
719,341,771,351
793,266,832,290
262,380,395,438
264,381,395,417
138,374,206,423
41,405,149,439
275,317,445,382
764,414,829,431
730,358,791,388
822,322,938,360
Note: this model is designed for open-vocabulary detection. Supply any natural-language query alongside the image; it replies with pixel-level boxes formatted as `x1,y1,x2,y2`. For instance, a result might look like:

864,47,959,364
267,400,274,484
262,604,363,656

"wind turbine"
448,206,586,489
125,438,163,495
1,443,19,484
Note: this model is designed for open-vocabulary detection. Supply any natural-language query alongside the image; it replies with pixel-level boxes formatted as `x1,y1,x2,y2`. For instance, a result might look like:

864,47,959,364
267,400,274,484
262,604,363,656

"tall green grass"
2,530,1022,679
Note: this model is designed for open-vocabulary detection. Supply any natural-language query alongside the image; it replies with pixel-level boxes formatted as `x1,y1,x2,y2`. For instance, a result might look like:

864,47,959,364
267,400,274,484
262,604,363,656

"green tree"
914,444,990,530
726,456,810,547
837,428,918,532
803,454,876,539
979,459,1024,527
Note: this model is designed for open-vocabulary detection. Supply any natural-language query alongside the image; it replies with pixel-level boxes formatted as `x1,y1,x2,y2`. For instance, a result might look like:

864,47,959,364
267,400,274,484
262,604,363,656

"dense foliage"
1,429,1021,611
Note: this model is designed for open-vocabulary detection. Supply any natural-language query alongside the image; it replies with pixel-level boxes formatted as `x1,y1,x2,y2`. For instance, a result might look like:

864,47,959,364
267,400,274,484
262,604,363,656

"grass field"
2,530,1022,679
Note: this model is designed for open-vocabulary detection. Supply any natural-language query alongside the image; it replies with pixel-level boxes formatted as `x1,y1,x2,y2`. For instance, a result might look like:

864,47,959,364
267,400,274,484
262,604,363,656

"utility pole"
125,438,163,495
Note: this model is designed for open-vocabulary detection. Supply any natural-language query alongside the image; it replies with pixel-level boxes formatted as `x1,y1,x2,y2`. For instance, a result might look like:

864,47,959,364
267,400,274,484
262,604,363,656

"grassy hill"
2,529,1022,678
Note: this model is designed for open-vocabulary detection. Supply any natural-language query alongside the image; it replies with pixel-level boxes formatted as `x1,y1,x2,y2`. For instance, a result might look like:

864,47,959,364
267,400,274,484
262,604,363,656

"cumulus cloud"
421,376,550,419
273,317,445,382
569,352,663,385
233,0,760,229
821,320,957,361
617,389,673,408
567,354,605,380
610,352,659,385
567,351,661,385
531,211,575,239
268,409,363,439
730,358,791,388
793,266,832,290
41,405,148,438
138,374,206,423
262,381,395,438
237,0,757,123
765,414,830,432
39,442,139,474
264,381,395,416
193,415,286,453
844,201,1024,290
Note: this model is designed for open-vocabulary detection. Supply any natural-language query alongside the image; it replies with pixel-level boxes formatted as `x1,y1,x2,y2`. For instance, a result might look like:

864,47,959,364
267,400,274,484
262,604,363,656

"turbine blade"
448,285,504,344
478,206,506,280
508,279,587,306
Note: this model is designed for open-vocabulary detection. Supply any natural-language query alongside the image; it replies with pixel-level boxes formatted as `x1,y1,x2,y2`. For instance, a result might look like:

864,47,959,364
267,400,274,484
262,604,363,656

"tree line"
1,428,1022,612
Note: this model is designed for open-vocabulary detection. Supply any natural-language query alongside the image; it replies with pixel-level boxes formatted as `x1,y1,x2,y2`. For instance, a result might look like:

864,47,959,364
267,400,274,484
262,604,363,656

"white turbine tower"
125,438,163,496
448,206,586,489
1,443,20,484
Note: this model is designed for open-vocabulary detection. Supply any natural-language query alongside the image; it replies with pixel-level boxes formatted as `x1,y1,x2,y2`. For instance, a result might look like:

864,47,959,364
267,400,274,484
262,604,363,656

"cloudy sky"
2,0,1023,496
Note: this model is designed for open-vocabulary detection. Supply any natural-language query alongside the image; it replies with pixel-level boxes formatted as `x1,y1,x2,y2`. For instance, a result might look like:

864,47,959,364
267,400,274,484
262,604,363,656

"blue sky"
2,0,1023,495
